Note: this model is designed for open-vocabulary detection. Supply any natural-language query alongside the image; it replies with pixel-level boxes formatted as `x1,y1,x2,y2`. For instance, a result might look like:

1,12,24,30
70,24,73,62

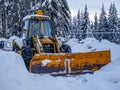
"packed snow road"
0,38,120,90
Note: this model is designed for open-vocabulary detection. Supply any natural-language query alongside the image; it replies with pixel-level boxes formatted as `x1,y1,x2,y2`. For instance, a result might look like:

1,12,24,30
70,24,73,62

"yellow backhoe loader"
12,10,111,75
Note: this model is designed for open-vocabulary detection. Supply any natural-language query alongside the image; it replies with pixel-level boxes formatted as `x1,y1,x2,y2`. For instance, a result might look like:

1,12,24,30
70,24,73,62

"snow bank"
0,50,31,90
0,37,8,42
0,36,23,49
9,36,23,48
68,38,120,59
0,37,120,90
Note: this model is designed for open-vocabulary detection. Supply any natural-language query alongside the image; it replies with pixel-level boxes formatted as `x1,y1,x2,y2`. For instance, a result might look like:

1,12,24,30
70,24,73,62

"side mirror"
23,26,27,31
23,39,27,46
22,21,28,31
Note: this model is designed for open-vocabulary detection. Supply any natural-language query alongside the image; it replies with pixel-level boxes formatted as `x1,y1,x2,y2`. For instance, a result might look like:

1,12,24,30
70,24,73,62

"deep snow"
0,38,120,90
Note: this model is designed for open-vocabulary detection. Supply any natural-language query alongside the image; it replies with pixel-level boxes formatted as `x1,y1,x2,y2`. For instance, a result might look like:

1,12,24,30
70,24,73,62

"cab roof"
23,14,50,21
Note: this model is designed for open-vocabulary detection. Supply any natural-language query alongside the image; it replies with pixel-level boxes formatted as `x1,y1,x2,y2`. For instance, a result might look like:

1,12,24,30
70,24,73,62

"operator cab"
22,10,52,39
23,16,52,39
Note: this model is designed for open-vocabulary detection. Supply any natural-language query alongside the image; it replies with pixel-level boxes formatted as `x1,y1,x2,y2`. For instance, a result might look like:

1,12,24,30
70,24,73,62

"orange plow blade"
68,50,111,74
30,54,68,75
30,50,111,75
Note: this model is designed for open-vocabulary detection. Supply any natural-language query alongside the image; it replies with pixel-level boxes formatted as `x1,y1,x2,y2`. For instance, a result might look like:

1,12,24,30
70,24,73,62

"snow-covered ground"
0,37,120,90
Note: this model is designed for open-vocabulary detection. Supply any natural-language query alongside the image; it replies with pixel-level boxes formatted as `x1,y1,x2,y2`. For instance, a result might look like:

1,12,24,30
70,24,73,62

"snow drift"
0,38,120,90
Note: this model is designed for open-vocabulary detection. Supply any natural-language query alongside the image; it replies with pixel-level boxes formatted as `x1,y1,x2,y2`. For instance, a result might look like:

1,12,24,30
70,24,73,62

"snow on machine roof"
23,14,50,21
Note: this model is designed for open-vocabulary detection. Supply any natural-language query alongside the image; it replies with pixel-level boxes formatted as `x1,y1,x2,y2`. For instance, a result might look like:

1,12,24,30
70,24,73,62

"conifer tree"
76,10,81,39
34,0,71,37
93,13,98,39
82,5,90,39
98,4,108,41
108,3,119,43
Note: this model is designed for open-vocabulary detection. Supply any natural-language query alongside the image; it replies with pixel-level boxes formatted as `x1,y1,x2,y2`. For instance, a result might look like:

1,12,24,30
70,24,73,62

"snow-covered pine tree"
86,20,93,38
93,13,98,39
59,0,71,37
116,18,120,44
0,0,8,37
78,11,85,40
34,0,71,37
71,10,83,40
0,0,32,37
98,4,108,41
72,10,85,40
108,3,119,43
81,5,90,39
11,0,20,36
76,10,82,40
71,16,77,38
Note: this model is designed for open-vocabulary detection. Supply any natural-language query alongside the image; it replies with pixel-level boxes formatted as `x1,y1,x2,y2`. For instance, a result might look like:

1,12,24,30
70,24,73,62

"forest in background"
71,4,120,44
0,0,71,38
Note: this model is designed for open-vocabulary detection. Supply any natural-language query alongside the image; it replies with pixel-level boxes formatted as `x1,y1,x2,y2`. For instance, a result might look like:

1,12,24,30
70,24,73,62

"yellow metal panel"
30,54,67,74
29,50,111,75
68,50,111,74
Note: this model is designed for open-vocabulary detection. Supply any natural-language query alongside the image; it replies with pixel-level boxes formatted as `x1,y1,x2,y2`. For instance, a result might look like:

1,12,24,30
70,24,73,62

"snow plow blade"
30,50,111,75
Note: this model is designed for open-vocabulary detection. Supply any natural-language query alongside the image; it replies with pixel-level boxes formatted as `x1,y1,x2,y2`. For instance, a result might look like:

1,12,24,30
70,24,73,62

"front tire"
21,46,33,70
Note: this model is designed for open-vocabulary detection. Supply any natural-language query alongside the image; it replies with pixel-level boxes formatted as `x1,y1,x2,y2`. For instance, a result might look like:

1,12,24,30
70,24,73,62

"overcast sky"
67,0,120,20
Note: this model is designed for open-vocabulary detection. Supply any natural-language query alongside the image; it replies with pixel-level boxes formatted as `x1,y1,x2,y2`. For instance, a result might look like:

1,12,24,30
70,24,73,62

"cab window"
28,19,51,38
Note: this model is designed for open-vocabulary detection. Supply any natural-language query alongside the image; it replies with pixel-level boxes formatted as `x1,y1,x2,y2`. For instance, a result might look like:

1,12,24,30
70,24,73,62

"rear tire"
21,46,33,70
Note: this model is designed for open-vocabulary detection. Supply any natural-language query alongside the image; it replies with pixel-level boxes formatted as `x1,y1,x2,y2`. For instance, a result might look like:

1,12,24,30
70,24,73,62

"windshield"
28,19,51,38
